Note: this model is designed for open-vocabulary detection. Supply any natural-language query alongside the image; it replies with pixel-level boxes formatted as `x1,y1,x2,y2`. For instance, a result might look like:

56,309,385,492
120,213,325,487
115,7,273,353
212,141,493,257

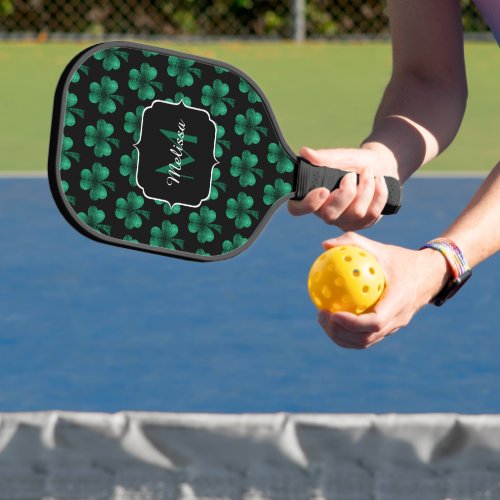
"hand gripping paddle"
49,41,402,262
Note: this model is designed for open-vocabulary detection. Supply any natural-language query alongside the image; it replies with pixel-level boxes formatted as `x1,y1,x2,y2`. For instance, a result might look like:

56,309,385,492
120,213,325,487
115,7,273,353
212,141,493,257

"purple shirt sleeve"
473,0,500,45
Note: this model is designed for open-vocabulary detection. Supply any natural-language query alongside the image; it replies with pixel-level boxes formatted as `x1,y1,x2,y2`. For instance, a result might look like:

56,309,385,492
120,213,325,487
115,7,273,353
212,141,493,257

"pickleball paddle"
48,41,401,261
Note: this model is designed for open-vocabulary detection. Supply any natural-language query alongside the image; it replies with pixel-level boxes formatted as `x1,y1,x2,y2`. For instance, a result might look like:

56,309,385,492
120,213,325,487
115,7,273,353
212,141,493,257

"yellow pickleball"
308,245,385,314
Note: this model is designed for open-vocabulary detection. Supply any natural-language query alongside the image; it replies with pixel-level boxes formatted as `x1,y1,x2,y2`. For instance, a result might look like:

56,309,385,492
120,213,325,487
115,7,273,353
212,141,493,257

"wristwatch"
421,238,472,306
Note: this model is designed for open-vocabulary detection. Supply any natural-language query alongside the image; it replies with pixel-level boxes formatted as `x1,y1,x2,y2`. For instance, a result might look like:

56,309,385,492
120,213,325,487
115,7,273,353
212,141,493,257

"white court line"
0,171,48,178
414,170,487,179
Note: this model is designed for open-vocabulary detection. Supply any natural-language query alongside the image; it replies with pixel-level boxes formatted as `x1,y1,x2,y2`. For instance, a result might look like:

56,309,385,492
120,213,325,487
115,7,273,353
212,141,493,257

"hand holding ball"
308,245,385,314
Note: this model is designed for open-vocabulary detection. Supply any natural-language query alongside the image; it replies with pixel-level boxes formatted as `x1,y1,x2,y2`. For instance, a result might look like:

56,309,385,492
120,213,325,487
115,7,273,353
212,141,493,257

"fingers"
288,187,330,216
318,307,398,350
288,147,389,230
314,172,358,224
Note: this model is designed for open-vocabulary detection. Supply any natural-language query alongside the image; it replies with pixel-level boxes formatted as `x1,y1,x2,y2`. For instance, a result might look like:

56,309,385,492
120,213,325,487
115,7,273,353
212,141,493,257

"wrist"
361,141,399,178
417,248,453,304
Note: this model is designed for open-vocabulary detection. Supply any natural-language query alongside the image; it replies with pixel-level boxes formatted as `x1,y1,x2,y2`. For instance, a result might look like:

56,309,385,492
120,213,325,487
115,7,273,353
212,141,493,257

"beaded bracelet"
420,237,472,306
421,238,470,278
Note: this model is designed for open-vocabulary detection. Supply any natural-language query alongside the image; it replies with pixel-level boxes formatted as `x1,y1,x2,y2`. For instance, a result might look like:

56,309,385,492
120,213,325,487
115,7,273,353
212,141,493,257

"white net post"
292,0,306,41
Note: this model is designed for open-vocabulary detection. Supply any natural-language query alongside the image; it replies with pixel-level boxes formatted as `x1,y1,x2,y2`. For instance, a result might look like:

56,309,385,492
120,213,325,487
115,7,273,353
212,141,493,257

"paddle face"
49,41,297,261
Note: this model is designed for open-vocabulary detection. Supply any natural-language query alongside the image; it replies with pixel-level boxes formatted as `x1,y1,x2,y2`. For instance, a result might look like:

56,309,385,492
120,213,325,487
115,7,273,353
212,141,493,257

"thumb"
299,147,365,170
322,231,371,251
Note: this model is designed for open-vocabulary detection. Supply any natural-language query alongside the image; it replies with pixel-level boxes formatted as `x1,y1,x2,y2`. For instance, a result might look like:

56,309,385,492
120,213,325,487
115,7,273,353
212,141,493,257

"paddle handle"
292,157,402,215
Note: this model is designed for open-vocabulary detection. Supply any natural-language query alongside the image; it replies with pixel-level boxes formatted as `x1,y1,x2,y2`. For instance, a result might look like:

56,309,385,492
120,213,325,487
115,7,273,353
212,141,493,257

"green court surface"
0,40,497,173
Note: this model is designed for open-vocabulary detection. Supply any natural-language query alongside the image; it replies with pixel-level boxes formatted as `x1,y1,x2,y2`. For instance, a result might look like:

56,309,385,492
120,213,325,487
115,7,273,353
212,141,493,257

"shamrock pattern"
226,193,259,229
58,44,298,259
94,48,129,71
230,151,263,188
78,206,111,235
84,120,120,157
150,221,184,250
128,63,163,100
234,108,268,145
188,206,222,243
201,79,235,117
167,56,201,87
65,93,84,126
80,163,116,200
89,76,123,114
123,106,145,142
115,192,150,229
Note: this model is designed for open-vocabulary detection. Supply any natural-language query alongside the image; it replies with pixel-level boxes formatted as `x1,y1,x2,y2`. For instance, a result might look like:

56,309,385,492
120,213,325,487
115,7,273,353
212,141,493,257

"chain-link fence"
0,0,491,39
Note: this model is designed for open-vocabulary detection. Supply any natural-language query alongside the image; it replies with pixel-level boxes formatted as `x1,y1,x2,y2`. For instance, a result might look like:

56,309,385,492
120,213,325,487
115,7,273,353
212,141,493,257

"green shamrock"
78,206,111,235
150,221,184,250
165,92,192,106
65,93,84,127
226,193,259,229
61,180,76,206
167,56,201,88
94,48,129,71
263,179,292,206
124,106,145,143
142,50,159,57
234,109,267,146
230,151,263,188
89,76,123,114
119,149,138,187
128,63,163,101
222,234,248,254
71,65,89,83
60,136,80,170
215,125,231,159
123,235,139,243
209,167,227,201
163,203,181,216
80,163,116,201
215,66,229,74
201,79,235,117
188,206,222,243
239,79,262,103
267,143,293,174
84,120,120,157
196,249,211,256
115,192,150,230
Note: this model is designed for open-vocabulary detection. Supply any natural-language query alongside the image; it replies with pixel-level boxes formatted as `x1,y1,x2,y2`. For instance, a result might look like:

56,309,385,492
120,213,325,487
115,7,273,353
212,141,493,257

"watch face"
432,269,472,306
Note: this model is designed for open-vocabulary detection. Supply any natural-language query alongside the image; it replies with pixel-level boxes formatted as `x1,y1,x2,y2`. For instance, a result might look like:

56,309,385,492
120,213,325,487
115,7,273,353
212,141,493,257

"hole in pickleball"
344,256,352,262
334,277,344,287
342,295,351,304
359,251,367,257
327,264,335,272
333,303,342,311
362,285,369,293
322,286,332,298
378,284,382,291
369,267,376,275
313,294,322,307
313,271,321,282
352,269,360,277
356,306,366,314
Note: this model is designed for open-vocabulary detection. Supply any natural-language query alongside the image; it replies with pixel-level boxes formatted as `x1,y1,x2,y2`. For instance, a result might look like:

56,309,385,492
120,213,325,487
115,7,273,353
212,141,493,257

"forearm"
441,162,500,267
418,163,500,303
361,0,467,183
362,72,467,183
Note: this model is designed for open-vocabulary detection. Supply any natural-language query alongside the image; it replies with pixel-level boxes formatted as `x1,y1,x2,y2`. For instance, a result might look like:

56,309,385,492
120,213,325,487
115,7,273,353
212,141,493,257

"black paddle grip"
293,157,402,215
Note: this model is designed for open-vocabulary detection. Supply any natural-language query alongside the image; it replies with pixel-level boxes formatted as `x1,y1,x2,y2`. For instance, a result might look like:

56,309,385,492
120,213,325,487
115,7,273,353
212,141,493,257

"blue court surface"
0,176,498,413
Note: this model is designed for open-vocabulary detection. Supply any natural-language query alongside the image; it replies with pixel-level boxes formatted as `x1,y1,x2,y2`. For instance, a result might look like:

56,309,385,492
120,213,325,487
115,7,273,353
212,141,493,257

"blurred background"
0,0,492,40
